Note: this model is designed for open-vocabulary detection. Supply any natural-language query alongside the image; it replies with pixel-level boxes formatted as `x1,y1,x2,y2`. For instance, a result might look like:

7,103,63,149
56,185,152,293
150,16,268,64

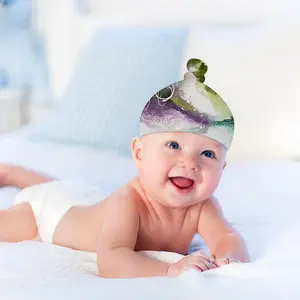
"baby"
0,58,249,278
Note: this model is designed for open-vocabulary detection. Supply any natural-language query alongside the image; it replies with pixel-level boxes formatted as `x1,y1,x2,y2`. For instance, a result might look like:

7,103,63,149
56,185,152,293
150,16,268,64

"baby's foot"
0,164,15,187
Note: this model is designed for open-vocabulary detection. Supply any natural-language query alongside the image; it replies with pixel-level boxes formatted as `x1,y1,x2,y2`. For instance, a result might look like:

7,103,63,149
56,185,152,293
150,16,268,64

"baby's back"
53,180,202,254
53,197,110,251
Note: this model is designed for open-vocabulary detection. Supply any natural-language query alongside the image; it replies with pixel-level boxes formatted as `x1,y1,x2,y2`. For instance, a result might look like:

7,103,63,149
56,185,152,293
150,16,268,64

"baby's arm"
96,188,170,278
197,196,249,263
0,164,52,189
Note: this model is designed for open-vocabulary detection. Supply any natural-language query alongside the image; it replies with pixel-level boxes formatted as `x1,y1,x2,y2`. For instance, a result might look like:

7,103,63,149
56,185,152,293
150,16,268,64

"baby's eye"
167,141,180,150
201,150,215,159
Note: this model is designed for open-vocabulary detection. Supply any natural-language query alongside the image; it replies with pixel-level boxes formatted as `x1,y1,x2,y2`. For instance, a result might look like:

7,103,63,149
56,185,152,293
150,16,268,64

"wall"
31,0,300,101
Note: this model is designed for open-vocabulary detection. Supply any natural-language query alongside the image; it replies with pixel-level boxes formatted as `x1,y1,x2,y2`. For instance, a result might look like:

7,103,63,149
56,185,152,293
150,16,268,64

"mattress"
1,130,300,299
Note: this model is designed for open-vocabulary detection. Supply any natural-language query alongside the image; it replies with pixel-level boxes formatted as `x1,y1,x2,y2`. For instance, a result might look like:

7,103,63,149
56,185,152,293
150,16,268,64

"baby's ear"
223,161,227,169
131,137,142,167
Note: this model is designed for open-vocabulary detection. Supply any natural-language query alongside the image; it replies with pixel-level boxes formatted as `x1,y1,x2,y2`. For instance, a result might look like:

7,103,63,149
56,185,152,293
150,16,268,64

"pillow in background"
28,26,187,155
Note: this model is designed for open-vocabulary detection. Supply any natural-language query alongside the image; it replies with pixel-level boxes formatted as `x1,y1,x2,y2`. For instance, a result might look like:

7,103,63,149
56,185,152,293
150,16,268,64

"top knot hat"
139,58,234,149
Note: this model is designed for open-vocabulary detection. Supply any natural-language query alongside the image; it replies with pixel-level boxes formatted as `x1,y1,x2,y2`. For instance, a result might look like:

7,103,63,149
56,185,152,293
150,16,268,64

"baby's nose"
178,157,200,172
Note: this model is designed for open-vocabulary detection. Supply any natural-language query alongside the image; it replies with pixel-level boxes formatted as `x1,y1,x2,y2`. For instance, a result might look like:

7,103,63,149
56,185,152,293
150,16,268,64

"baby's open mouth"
169,177,195,190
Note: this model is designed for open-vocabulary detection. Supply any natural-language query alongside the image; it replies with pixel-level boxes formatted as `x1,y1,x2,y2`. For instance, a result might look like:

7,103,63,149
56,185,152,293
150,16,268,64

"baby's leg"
0,203,38,242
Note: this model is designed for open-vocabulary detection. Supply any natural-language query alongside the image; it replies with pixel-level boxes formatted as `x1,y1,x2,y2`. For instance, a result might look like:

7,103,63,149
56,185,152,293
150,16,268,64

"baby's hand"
211,257,240,268
167,251,217,277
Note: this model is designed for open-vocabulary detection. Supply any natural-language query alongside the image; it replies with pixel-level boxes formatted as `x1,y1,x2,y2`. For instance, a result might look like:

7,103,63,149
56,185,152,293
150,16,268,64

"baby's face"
132,132,226,208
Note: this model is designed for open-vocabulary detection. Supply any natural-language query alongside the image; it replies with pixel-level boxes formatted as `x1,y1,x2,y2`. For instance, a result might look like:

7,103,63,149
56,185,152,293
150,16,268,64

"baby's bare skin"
54,177,201,254
0,132,250,278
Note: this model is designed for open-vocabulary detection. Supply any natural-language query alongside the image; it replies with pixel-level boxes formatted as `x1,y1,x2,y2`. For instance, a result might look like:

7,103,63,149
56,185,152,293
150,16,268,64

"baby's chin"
159,198,203,209
160,192,206,208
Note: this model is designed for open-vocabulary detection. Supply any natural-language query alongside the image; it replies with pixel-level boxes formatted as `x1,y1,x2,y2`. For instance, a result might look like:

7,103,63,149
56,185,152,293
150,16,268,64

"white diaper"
14,180,105,244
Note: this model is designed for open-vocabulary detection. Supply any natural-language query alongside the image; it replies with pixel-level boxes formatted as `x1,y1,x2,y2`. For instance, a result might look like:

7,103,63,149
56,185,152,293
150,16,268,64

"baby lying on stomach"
0,59,249,278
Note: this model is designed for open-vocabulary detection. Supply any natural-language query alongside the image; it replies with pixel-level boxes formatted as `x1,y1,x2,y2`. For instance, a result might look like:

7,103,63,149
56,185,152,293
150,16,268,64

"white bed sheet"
0,130,137,208
1,130,300,299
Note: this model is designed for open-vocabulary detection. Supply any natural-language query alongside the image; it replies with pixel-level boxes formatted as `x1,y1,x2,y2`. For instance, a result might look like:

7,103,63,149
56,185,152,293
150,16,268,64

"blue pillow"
28,26,187,155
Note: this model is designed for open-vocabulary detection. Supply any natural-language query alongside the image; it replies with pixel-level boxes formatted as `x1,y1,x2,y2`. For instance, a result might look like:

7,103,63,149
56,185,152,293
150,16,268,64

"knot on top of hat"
186,58,208,83
140,57,234,149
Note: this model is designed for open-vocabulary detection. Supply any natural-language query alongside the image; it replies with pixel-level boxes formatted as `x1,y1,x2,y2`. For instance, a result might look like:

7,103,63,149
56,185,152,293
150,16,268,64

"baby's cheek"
204,168,222,192
140,160,166,185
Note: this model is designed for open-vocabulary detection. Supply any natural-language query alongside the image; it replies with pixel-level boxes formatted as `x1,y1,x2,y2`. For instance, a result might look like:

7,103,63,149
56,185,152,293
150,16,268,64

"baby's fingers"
212,257,233,267
191,250,211,261
191,251,216,268
189,257,216,271
183,262,207,272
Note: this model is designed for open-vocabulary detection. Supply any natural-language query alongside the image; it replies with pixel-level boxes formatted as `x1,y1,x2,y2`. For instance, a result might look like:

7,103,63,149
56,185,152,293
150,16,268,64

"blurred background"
0,0,300,162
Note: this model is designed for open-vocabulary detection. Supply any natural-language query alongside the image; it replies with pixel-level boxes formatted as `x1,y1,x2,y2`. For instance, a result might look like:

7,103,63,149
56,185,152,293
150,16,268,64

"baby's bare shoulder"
102,179,143,212
199,195,223,216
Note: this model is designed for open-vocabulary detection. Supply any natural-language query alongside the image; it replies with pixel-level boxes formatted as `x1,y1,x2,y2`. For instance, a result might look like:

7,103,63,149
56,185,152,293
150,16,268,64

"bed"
1,2,300,299
1,129,300,300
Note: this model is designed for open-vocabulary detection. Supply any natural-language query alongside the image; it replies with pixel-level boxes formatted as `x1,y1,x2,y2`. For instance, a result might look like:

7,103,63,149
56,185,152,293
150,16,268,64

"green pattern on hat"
140,58,234,149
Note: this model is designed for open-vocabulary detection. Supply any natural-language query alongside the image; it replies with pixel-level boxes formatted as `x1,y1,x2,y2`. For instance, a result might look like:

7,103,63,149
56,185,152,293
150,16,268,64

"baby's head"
132,59,234,208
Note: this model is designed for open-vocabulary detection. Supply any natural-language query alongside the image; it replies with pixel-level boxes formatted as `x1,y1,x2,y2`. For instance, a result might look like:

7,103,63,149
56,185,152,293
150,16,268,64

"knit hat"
139,58,234,149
